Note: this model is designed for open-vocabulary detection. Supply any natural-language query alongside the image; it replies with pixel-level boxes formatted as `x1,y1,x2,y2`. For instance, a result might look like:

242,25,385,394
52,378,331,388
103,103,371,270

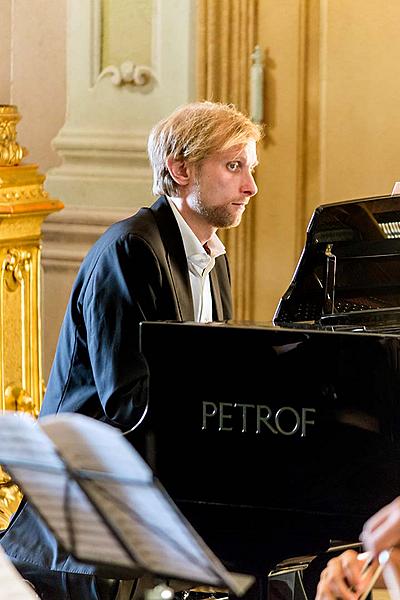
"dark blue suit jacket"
1,196,232,575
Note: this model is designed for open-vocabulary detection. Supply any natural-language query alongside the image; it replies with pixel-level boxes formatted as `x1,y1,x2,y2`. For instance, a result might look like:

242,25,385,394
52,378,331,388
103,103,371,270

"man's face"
187,140,258,229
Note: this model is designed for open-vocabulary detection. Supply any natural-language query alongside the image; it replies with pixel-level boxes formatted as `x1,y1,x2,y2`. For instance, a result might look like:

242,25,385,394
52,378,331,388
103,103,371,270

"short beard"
190,178,242,229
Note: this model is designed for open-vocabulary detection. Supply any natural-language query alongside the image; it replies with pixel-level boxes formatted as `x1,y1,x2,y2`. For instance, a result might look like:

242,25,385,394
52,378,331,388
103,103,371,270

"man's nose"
242,172,258,197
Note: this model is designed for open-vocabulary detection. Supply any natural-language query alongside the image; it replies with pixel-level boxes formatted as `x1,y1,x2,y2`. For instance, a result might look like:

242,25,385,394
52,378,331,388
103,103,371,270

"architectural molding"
89,0,102,87
42,204,133,268
98,60,155,87
46,0,196,209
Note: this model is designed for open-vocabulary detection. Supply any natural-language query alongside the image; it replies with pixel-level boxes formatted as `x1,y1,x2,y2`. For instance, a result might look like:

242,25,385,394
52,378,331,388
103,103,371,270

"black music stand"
0,412,254,597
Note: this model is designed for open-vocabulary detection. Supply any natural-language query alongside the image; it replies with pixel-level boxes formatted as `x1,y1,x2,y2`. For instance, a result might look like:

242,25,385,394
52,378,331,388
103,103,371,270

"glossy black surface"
275,194,400,324
137,320,400,577
136,194,400,590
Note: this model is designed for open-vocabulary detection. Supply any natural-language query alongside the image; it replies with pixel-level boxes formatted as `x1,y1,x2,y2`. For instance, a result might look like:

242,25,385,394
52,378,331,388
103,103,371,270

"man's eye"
227,162,240,171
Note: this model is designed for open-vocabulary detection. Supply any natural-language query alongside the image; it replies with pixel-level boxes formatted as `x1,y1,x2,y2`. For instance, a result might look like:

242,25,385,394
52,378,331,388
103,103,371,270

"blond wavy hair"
148,101,262,196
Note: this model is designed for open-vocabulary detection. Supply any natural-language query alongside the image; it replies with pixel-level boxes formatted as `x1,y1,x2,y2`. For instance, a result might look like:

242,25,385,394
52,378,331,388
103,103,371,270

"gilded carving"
3,249,31,292
4,385,39,418
0,468,23,530
0,104,64,530
0,106,27,166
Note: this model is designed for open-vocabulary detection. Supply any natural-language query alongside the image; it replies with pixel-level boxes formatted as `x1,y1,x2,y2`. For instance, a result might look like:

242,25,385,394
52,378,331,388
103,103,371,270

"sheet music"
0,545,39,599
39,413,253,595
0,413,138,573
0,412,253,594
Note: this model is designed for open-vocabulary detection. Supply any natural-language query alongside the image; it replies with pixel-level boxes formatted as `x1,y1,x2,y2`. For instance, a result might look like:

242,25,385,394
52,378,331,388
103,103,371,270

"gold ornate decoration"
0,468,23,531
3,249,31,292
4,385,39,417
0,106,27,166
196,0,259,321
0,105,64,529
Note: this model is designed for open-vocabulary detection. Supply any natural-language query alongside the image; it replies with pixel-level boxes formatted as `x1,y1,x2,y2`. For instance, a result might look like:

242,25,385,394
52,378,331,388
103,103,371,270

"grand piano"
136,193,400,599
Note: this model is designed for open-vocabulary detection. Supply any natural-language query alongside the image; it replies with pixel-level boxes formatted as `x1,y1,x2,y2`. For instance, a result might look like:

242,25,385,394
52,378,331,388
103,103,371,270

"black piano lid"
274,193,400,327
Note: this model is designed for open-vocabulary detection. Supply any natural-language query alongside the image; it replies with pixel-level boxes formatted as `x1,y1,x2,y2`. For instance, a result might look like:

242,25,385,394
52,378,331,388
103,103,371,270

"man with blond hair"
0,101,262,599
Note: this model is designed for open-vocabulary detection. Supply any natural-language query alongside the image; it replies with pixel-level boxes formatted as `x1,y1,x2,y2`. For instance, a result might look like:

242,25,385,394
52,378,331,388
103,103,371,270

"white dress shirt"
168,198,226,322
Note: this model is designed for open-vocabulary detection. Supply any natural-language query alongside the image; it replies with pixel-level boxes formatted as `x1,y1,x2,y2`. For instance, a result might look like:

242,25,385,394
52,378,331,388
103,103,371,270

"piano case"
137,194,400,600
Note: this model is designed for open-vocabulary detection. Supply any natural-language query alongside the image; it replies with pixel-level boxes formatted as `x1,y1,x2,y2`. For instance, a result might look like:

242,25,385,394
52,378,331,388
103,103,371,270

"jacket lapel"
150,197,195,321
210,267,224,320
150,196,232,322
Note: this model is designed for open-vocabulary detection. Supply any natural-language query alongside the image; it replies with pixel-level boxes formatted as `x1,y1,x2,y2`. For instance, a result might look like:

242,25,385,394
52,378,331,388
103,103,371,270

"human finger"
315,552,361,600
361,498,400,555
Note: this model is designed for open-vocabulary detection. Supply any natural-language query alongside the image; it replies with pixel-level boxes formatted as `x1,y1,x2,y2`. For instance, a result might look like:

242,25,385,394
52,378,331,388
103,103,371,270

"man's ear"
167,156,193,187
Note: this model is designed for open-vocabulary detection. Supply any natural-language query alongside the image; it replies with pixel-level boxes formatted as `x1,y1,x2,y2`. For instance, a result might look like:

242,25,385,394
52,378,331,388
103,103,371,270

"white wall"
0,0,67,173
1,0,197,380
